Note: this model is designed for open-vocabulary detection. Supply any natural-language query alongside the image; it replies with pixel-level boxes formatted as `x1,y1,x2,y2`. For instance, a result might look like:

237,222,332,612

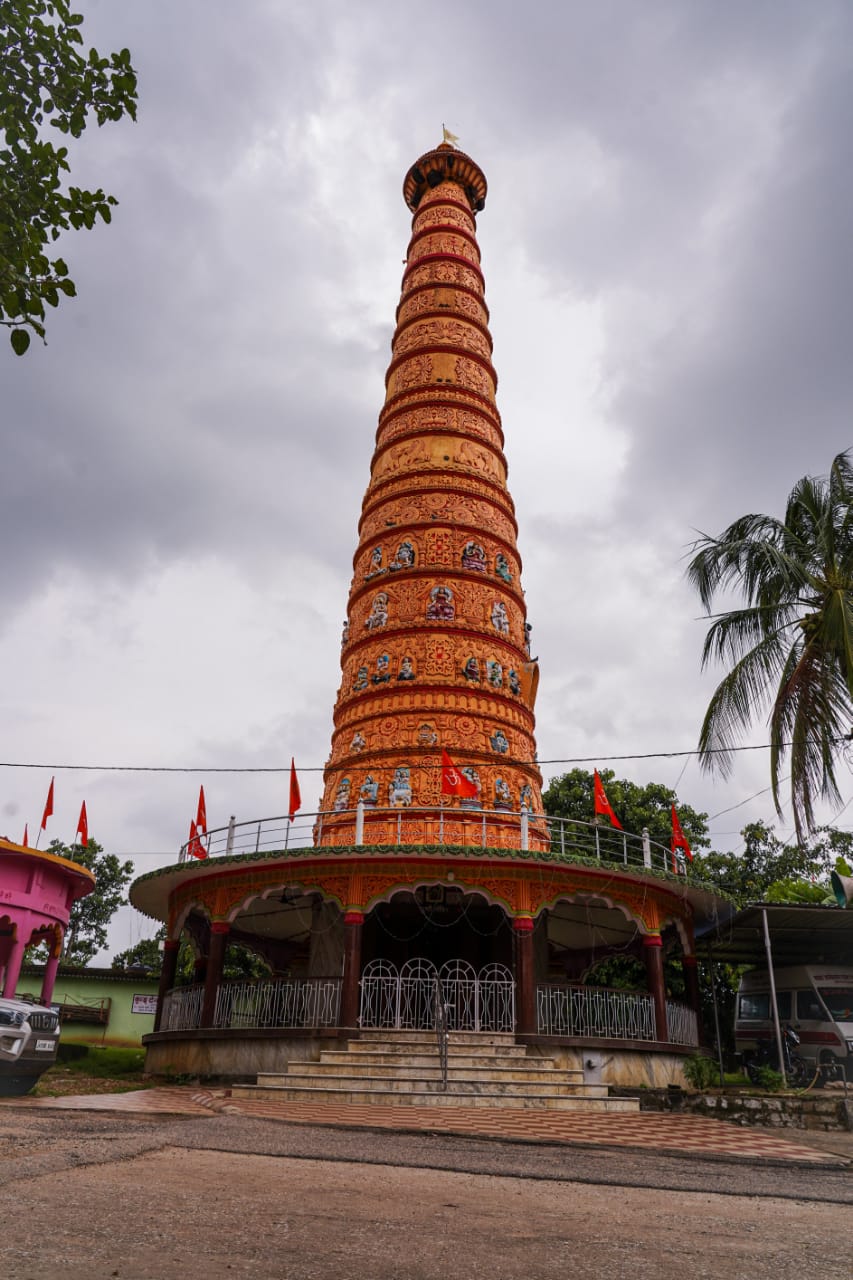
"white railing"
666,1000,700,1047
536,985,656,1041
214,978,341,1029
359,957,515,1032
160,979,341,1032
160,984,204,1031
179,807,678,875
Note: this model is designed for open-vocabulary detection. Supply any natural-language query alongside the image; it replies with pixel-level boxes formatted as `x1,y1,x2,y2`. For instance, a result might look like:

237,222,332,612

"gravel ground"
0,1110,850,1280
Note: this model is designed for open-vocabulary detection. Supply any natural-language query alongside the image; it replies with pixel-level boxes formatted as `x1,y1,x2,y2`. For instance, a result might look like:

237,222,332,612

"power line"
0,737,840,775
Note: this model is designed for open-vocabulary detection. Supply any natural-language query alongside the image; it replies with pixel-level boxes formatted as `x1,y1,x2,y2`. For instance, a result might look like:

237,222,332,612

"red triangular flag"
22,823,28,848
40,777,54,831
187,819,207,860
671,803,693,871
593,770,622,829
288,758,301,821
441,749,479,798
196,785,207,834
76,801,88,847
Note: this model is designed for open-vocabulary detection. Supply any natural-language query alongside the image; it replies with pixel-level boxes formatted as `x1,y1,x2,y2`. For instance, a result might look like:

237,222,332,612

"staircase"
232,1031,639,1113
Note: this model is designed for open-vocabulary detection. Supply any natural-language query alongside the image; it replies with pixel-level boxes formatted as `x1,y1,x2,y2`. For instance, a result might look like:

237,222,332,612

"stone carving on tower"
317,142,546,851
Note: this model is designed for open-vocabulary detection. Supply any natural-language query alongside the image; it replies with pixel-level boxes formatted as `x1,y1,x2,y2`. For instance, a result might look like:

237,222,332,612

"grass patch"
61,1046,146,1077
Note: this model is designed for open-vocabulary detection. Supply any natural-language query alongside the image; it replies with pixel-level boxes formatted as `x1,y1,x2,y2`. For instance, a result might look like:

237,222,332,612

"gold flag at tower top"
442,124,460,146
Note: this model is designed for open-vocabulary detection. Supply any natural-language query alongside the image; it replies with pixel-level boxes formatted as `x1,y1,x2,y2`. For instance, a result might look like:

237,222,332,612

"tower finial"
442,123,460,147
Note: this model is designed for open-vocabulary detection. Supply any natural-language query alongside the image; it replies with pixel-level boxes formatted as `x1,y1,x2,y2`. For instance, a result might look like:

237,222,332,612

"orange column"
153,939,181,1033
513,916,535,1034
341,910,364,1029
201,923,229,1028
643,934,668,1042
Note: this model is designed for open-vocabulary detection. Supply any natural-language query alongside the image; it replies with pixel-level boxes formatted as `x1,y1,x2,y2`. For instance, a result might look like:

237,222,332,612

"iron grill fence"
161,979,342,1032
359,958,515,1033
160,984,204,1032
665,1000,700,1047
214,978,341,1029
537,984,656,1041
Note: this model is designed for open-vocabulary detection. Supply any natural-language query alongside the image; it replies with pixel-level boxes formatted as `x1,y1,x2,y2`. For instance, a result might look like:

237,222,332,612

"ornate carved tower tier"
318,143,547,851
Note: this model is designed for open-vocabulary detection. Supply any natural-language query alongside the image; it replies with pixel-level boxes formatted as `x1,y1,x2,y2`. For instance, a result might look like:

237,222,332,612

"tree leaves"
688,451,853,843
0,0,137,352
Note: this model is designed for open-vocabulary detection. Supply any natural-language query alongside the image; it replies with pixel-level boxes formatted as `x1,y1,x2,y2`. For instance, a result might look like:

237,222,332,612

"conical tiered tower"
318,142,547,851
132,140,718,1069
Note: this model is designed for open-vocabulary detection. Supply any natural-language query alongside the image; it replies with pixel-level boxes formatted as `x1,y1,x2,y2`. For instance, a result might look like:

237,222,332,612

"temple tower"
132,140,718,1070
318,143,547,850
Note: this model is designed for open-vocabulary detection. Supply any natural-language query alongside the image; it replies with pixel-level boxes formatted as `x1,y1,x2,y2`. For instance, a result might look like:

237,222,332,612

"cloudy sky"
3,0,851,959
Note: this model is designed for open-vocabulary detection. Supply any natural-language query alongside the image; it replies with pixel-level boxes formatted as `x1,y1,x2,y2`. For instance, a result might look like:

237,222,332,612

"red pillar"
643,933,668,1043
201,923,229,1028
683,953,703,1045
513,916,535,1035
341,910,364,1029
153,939,181,1033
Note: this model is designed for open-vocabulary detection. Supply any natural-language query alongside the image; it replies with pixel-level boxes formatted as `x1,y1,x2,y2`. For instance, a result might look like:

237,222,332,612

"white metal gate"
359,957,515,1031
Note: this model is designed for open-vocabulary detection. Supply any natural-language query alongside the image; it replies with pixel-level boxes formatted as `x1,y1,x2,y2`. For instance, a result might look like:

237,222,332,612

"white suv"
0,997,61,1096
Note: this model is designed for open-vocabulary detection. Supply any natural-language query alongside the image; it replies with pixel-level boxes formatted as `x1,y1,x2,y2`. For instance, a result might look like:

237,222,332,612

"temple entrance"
361,888,512,972
358,889,515,1030
359,957,515,1031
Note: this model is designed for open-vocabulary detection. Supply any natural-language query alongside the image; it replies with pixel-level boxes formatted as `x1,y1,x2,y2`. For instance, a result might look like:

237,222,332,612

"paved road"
0,1108,850,1279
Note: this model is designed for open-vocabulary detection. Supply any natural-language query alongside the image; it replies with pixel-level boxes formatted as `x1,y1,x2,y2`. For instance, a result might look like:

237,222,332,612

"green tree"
112,925,271,982
687,450,853,843
694,821,851,907
543,767,710,855
0,0,137,353
50,837,133,964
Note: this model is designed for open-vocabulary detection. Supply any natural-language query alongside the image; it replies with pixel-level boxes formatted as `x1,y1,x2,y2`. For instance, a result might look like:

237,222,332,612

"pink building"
0,838,95,1004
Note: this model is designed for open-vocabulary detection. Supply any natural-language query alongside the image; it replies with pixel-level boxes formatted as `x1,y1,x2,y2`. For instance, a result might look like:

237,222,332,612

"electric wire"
0,734,846,775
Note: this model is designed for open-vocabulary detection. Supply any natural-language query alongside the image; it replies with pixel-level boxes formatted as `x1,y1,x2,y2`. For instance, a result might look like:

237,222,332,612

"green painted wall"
18,966,159,1046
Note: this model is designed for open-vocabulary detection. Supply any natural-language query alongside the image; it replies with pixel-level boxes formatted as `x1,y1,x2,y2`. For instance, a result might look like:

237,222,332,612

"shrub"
754,1066,784,1092
682,1054,719,1089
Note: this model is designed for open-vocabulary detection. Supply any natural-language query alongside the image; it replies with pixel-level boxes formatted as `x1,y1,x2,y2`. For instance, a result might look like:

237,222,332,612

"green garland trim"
131,842,731,902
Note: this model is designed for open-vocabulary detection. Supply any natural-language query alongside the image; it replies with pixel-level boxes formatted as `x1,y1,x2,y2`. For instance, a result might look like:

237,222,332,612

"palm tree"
687,450,853,843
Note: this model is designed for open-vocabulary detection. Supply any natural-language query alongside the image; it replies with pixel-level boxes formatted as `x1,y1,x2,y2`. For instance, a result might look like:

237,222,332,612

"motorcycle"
743,1023,813,1088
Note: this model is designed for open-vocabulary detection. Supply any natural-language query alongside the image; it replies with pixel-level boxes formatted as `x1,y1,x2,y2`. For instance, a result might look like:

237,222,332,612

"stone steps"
233,1031,639,1114
256,1070,600,1096
233,1082,638,1112
313,1054,571,1075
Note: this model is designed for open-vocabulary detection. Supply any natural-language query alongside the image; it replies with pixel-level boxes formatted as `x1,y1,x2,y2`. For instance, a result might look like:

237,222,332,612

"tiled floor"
2,1087,846,1165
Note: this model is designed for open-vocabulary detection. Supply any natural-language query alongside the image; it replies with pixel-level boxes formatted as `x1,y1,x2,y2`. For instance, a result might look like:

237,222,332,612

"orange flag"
593,770,622,829
22,823,28,848
196,785,207,834
441,749,479,798
671,804,693,871
187,820,207,860
288,759,301,821
40,777,54,831
76,801,88,847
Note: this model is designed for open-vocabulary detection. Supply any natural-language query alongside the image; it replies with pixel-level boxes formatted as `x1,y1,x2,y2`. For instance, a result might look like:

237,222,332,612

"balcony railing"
179,807,680,876
666,999,700,1047
158,978,697,1046
537,984,656,1040
214,978,341,1030
159,984,203,1032
536,985,699,1046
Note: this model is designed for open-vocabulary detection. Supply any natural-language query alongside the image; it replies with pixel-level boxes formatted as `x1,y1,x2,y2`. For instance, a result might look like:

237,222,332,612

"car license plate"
35,1039,55,1052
